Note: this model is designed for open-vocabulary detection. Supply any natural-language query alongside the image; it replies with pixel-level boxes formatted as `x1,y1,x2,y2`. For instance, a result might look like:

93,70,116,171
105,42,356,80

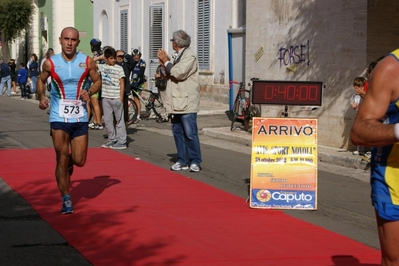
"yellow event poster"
249,118,317,210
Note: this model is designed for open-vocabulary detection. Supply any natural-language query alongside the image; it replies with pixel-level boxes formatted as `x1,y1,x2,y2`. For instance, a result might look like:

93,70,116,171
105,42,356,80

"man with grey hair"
157,30,202,172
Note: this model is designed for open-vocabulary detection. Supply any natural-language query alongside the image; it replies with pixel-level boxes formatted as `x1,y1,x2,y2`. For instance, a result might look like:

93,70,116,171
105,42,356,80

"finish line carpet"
0,148,380,265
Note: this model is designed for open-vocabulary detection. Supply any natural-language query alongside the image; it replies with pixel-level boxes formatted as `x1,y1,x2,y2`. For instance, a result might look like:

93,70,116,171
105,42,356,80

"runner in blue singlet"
37,27,102,215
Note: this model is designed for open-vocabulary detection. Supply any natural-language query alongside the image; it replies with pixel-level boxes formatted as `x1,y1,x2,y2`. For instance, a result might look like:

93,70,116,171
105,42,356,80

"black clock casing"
252,80,323,106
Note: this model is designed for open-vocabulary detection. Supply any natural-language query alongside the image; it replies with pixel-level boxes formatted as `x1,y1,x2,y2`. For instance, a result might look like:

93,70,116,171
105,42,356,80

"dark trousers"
19,83,27,98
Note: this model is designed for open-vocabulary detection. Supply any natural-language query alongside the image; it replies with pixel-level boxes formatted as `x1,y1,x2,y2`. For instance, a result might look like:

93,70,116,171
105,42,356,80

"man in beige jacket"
157,30,202,172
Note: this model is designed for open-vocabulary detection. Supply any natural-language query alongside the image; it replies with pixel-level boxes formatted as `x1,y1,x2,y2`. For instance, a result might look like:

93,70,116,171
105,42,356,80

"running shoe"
133,118,141,124
61,197,74,214
110,143,127,150
89,122,95,129
189,164,201,172
102,140,116,148
171,162,189,171
95,123,104,130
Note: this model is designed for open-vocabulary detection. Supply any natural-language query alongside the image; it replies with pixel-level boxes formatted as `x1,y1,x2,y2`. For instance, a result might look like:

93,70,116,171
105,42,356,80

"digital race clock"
252,80,323,106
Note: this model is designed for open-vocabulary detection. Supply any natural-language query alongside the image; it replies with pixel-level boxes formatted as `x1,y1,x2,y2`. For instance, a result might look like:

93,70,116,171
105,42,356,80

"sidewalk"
196,99,370,171
9,91,369,171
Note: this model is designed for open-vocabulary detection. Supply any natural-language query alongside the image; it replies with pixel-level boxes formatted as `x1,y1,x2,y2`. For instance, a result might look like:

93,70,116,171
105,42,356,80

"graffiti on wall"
278,40,310,68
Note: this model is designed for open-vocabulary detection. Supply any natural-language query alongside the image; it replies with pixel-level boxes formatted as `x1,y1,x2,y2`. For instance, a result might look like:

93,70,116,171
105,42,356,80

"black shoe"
156,118,169,123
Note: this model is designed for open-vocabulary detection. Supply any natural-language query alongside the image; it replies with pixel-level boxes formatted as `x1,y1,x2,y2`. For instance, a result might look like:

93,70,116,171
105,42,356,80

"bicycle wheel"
144,95,153,116
152,95,165,119
127,98,138,124
230,97,240,131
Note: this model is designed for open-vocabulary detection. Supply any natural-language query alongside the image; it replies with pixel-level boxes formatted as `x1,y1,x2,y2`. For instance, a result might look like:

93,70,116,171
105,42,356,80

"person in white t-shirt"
98,47,127,149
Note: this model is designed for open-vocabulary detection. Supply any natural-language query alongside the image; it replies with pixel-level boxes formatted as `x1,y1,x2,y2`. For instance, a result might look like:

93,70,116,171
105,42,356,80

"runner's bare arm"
38,60,51,109
351,56,399,146
119,77,124,102
79,57,101,102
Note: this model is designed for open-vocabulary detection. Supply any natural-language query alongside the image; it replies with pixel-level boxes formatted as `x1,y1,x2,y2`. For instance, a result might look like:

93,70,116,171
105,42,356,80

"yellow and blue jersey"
371,49,399,220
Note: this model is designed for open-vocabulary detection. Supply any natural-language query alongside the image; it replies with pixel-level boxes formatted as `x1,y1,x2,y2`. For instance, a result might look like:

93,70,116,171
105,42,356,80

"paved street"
0,95,378,265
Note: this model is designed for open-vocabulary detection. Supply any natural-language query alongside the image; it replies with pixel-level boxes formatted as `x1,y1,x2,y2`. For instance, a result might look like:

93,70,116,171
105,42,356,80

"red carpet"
0,148,380,265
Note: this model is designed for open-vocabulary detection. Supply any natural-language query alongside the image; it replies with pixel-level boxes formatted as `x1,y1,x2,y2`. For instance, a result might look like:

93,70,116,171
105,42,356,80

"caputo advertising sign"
250,118,317,210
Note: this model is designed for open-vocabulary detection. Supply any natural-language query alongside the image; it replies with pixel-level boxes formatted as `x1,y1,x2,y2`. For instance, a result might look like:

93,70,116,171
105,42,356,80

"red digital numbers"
264,86,274,100
286,85,295,100
252,81,322,106
308,86,318,101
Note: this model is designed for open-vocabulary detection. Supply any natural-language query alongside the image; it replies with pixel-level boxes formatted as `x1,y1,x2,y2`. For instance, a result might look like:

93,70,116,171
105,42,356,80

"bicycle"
230,78,261,132
127,81,165,124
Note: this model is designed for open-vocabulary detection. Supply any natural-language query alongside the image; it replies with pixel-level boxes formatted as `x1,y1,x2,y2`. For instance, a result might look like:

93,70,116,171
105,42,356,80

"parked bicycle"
230,78,261,132
127,81,165,124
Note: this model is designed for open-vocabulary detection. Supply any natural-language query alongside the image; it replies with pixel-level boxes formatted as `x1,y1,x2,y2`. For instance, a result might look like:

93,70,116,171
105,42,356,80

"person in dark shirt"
28,53,39,95
8,59,17,94
0,60,12,96
17,62,28,100
116,49,135,127
130,49,146,123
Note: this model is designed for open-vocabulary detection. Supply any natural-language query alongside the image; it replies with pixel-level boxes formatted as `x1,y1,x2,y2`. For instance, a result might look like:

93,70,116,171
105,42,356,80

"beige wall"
246,0,399,149
367,0,399,62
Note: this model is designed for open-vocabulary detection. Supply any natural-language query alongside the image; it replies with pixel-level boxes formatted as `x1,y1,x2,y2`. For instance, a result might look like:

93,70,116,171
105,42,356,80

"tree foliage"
0,0,34,61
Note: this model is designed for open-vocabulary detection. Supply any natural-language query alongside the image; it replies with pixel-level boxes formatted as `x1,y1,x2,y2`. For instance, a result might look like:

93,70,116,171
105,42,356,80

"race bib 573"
58,99,84,119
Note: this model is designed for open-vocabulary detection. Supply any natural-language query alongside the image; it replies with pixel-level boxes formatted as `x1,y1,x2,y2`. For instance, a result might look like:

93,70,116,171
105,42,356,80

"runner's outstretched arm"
38,60,51,110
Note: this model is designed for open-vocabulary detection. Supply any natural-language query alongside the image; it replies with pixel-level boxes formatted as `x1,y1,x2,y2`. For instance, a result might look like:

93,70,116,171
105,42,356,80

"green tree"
0,0,34,62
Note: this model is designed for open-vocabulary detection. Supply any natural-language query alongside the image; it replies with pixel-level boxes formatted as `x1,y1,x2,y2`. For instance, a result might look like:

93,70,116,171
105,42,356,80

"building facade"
93,0,244,103
10,0,94,64
246,0,399,149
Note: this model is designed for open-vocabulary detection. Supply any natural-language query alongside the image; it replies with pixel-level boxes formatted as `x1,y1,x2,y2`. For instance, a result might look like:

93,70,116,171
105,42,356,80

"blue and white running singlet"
48,53,91,123
371,49,399,217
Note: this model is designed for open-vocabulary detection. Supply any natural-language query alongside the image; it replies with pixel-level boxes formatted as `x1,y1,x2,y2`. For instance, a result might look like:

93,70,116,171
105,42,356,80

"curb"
317,146,369,170
201,127,370,170
198,109,228,116
202,127,252,146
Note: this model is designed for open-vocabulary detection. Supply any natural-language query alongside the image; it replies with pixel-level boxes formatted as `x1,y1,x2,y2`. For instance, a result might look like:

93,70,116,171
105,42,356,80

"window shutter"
198,0,210,69
120,10,128,53
149,6,163,58
149,5,164,86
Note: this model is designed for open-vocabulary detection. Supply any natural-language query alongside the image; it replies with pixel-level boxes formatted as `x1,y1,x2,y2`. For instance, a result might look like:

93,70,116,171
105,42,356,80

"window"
120,10,128,53
198,0,210,69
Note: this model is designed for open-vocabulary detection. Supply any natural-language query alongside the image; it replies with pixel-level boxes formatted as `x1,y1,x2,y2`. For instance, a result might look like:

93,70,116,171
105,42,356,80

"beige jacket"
162,47,200,114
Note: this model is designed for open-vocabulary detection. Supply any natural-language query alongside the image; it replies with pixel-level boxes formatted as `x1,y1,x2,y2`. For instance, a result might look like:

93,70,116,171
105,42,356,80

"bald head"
60,27,79,39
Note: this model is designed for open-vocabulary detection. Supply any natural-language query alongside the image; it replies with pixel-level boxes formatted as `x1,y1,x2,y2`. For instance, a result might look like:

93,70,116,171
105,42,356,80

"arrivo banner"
249,118,317,210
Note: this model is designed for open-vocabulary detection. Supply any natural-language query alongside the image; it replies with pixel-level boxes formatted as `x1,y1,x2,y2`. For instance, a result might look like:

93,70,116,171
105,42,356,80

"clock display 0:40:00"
252,81,323,106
